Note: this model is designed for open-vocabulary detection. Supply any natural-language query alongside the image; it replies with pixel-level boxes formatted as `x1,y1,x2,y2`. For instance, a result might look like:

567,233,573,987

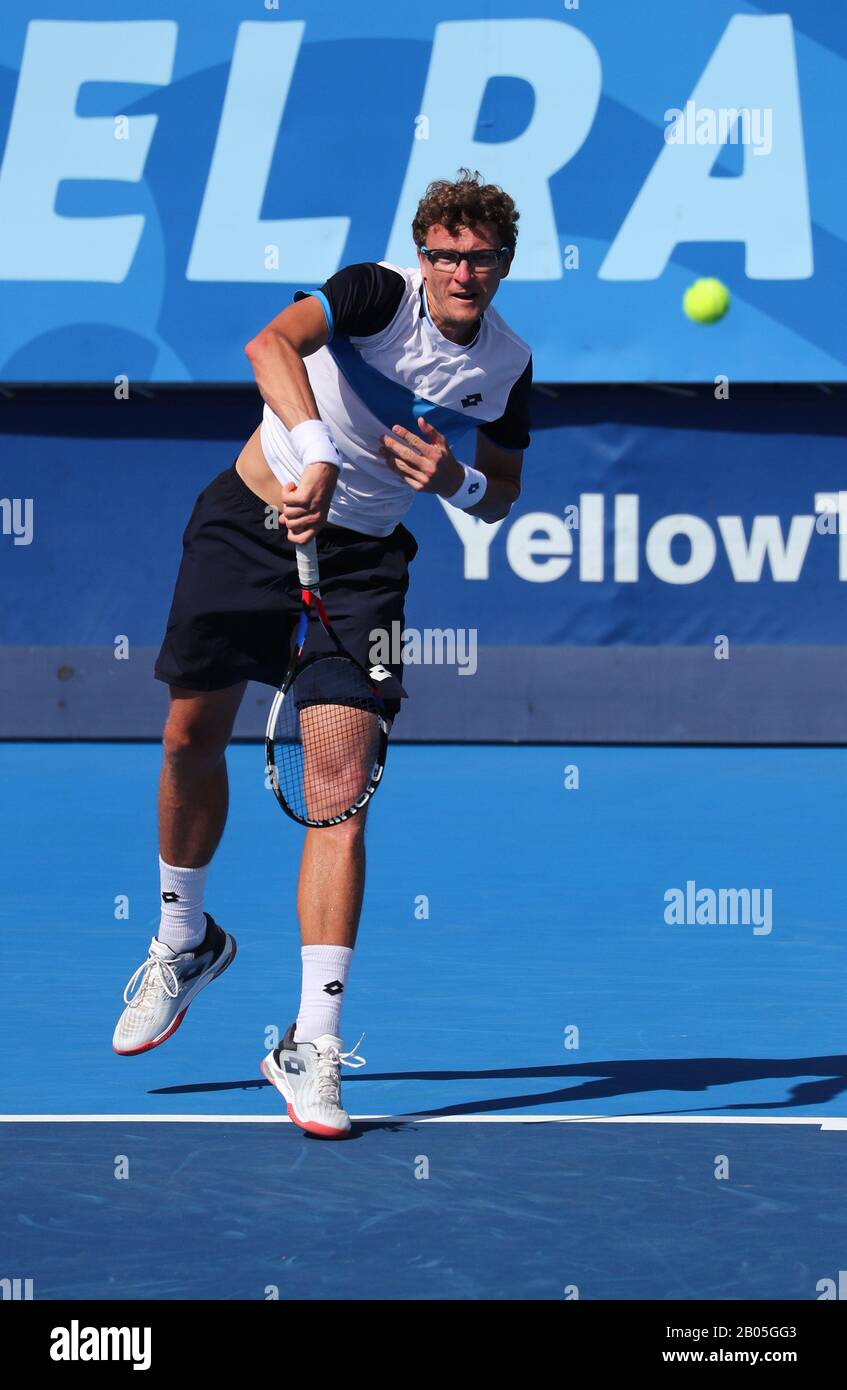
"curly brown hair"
412,168,519,255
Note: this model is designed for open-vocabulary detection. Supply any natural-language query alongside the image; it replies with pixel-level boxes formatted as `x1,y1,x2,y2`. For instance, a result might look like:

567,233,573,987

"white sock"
294,945,353,1043
157,857,210,952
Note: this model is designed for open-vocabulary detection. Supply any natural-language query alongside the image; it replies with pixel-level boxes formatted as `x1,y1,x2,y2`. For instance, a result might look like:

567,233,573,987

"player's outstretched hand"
379,418,464,496
280,462,337,544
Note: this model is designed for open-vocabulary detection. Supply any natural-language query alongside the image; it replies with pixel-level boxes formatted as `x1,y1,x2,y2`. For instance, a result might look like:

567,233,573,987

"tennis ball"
683,277,730,324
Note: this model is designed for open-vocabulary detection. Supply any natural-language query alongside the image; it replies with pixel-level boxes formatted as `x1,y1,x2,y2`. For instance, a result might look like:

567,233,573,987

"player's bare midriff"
235,425,285,510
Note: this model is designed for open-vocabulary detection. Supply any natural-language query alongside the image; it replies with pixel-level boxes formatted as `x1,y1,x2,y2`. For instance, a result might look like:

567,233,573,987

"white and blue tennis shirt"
260,261,533,537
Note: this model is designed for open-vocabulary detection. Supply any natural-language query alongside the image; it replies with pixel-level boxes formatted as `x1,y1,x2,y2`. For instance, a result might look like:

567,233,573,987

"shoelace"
123,948,179,1008
314,1033,366,1105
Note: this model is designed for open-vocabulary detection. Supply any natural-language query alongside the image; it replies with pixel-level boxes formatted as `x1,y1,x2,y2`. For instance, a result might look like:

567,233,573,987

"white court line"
1,1113,845,1128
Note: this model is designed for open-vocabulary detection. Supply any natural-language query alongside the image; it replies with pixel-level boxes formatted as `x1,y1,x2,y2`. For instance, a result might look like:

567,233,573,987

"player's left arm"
380,419,522,523
380,353,531,523
462,431,523,522
466,352,532,520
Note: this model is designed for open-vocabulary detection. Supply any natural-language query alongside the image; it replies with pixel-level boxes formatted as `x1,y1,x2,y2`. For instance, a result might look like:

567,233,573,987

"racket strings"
270,657,384,823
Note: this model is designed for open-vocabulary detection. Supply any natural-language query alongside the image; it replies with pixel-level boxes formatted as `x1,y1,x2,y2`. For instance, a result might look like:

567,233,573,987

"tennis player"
112,169,533,1137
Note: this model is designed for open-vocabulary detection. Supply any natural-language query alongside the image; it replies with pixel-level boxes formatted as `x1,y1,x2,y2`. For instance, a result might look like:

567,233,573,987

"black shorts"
154,463,418,720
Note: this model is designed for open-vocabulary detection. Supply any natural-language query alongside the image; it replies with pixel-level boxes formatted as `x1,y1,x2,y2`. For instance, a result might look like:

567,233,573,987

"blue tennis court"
2,742,845,1299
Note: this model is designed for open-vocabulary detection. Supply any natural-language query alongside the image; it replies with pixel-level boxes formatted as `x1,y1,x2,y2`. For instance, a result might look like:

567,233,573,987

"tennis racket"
265,538,391,827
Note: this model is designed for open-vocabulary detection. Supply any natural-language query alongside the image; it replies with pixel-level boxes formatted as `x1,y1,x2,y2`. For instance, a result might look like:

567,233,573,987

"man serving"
113,169,533,1138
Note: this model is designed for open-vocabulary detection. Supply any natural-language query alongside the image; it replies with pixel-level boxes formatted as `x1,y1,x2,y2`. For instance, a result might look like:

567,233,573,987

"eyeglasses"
419,245,510,273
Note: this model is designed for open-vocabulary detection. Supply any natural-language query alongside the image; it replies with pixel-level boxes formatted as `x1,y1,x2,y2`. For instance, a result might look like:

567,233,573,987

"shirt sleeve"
293,262,406,341
477,355,533,451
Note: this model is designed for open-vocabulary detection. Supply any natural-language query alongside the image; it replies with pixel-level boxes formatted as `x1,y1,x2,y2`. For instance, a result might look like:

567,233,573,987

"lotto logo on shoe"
284,1058,306,1075
50,1321,151,1370
323,980,344,996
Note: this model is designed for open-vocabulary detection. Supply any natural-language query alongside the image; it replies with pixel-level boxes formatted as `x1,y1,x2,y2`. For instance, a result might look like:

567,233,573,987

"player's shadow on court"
152,1054,847,1117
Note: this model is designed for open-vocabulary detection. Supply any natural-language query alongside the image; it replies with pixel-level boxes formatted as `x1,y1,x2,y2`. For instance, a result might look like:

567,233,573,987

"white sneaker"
112,914,236,1055
261,1023,366,1138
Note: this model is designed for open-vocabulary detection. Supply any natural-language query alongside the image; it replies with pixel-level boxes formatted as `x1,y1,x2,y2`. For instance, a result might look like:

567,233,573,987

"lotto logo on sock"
161,891,180,903
323,980,344,996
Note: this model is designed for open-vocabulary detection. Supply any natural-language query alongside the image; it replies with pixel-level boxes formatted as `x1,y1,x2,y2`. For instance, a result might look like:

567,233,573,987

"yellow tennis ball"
683,277,730,324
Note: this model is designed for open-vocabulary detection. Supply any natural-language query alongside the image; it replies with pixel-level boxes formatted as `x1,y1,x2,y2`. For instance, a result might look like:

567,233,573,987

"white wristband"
290,418,343,470
446,463,488,511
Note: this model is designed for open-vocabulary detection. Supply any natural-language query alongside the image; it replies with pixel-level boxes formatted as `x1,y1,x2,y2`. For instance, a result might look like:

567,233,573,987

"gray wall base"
1,646,844,743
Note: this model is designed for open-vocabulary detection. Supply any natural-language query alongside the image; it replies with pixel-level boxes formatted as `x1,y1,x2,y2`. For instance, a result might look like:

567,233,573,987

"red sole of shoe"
113,937,237,1057
113,1008,187,1057
259,1059,349,1139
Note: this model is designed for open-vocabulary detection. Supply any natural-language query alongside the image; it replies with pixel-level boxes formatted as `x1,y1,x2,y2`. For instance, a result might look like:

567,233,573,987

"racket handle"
296,538,321,594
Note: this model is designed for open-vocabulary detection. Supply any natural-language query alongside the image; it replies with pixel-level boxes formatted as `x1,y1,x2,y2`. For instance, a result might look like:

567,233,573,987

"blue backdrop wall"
0,1,846,382
1,387,844,742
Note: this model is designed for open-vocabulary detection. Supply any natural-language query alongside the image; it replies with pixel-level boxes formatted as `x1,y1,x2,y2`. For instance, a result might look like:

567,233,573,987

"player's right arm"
244,264,405,543
243,295,329,431
244,297,337,543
